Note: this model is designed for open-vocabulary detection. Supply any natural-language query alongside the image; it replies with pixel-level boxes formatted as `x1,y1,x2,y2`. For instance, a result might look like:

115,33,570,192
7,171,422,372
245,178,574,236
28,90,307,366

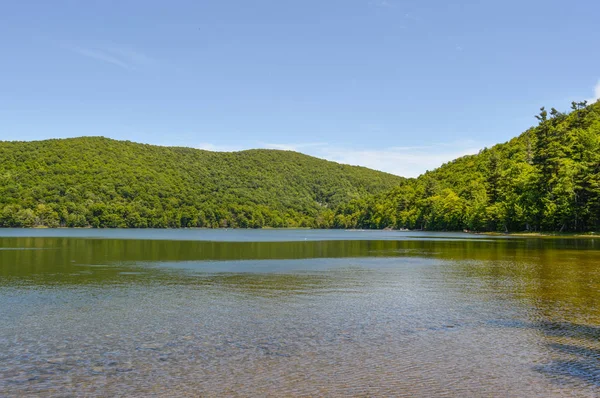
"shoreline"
1,226,598,238
472,231,599,239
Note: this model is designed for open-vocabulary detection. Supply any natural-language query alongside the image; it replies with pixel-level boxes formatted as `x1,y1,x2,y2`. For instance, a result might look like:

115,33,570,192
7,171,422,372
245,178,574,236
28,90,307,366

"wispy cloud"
196,143,245,152
369,0,394,8
403,12,421,22
68,46,133,70
261,142,327,151
63,44,155,71
193,140,488,178
305,141,485,178
587,80,600,104
105,47,156,68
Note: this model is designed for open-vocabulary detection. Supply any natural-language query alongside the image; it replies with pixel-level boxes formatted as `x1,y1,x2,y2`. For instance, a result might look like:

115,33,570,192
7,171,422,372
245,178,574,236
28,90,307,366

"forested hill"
334,101,600,232
3,101,599,231
0,137,403,228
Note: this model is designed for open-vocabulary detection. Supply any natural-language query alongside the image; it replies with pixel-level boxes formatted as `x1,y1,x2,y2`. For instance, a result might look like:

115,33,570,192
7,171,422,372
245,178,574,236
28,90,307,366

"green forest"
1,100,599,232
0,137,402,228
336,101,600,232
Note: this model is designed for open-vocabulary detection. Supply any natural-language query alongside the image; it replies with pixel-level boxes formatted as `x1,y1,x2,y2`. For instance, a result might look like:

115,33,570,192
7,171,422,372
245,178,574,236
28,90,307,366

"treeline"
0,137,402,228
2,101,599,232
334,101,600,232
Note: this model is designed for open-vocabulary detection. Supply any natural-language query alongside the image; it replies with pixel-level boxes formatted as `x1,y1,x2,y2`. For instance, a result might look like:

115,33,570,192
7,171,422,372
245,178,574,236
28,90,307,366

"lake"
1,229,599,396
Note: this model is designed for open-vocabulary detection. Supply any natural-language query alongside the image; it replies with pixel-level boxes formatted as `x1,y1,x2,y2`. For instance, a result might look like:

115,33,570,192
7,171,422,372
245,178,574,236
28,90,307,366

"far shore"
1,226,598,238
471,231,599,239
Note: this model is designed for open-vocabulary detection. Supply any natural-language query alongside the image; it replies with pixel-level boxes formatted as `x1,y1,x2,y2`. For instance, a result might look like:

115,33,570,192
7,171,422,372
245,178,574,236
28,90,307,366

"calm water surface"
1,229,599,396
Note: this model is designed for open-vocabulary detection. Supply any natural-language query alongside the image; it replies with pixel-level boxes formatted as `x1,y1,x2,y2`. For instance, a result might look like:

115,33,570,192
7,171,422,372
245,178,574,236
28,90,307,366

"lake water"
1,229,599,396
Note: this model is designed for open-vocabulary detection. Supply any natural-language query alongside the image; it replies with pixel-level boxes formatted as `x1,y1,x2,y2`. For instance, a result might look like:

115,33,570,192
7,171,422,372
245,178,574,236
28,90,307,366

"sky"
1,0,599,177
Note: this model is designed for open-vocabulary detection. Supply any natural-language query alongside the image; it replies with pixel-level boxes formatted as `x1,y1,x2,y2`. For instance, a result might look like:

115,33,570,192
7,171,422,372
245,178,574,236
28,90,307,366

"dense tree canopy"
335,101,600,232
2,101,598,232
0,137,403,228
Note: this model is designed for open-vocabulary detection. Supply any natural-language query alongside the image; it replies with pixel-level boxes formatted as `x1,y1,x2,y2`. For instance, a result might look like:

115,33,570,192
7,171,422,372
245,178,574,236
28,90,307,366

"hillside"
3,101,598,231
0,137,403,228
333,101,600,232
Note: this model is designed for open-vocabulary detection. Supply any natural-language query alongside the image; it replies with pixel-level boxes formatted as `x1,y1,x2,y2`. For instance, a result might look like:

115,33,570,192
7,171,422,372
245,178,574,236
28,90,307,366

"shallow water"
1,230,599,396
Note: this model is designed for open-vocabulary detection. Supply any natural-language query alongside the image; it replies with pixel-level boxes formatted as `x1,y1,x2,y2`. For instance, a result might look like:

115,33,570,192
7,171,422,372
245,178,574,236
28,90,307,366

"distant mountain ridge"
0,137,403,228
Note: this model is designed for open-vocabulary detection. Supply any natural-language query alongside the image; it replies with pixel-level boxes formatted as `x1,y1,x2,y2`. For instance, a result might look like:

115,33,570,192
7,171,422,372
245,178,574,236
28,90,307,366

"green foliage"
0,137,402,228
335,101,600,232
2,101,599,232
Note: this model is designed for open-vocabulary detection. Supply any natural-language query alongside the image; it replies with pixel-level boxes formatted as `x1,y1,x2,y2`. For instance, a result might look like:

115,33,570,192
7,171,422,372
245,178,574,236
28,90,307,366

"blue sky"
1,0,599,177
